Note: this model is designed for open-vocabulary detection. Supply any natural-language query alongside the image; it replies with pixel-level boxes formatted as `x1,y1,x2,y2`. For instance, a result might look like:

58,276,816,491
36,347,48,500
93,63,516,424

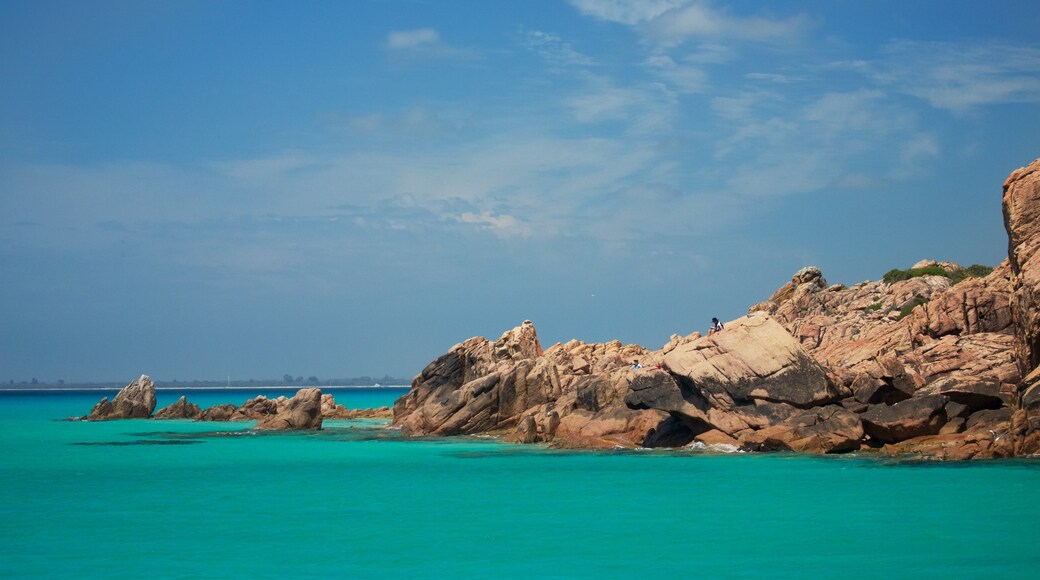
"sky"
2,0,1039,383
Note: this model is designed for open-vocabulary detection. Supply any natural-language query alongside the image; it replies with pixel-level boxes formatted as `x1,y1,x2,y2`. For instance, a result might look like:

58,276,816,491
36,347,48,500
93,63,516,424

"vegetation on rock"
896,296,930,320
882,264,993,285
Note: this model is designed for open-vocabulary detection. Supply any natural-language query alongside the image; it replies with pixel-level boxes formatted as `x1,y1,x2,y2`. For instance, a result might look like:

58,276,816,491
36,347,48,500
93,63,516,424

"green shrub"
863,300,884,313
949,264,994,284
896,296,929,320
882,268,911,284
883,263,992,285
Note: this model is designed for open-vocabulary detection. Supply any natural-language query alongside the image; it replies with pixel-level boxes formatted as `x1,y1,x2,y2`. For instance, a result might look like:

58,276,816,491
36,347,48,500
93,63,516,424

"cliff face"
392,156,1040,459
1004,158,1040,376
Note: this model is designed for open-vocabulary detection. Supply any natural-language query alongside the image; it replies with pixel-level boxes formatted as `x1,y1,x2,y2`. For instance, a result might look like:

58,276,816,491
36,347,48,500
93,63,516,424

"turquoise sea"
2,387,1040,579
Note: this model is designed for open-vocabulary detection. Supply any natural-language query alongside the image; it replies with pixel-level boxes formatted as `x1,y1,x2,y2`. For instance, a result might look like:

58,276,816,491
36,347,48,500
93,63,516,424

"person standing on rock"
708,317,724,336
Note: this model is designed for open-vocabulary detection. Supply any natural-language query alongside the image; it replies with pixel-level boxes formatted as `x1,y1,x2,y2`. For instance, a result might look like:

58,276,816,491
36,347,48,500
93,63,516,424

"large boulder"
254,388,323,430
657,315,838,409
198,404,237,421
626,316,842,445
154,396,202,420
231,395,280,420
1004,157,1040,374
625,370,711,430
85,375,157,420
861,394,949,443
740,406,863,454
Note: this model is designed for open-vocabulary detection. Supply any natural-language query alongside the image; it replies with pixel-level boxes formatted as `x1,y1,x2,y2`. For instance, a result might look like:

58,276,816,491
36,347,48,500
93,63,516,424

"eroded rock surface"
1004,157,1040,374
393,320,665,447
254,388,323,430
85,375,157,420
154,396,202,420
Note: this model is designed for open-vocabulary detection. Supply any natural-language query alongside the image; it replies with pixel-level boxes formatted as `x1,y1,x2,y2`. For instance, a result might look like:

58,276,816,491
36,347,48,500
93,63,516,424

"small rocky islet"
86,157,1040,460
82,376,392,430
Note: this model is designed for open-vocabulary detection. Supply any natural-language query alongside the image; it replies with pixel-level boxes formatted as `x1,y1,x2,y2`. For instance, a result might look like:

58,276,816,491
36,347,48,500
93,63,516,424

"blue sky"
2,0,1039,382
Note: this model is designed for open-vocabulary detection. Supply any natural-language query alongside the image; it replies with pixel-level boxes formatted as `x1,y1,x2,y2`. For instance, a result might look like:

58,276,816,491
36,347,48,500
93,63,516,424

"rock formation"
1004,157,1040,375
391,156,1040,459
230,395,280,420
393,320,666,447
198,404,237,421
254,388,323,430
154,396,202,420
85,375,157,420
86,382,391,427
321,392,393,419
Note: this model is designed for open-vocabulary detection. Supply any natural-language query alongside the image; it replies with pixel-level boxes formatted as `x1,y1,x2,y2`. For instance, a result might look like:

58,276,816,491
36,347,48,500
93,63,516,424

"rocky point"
391,156,1040,460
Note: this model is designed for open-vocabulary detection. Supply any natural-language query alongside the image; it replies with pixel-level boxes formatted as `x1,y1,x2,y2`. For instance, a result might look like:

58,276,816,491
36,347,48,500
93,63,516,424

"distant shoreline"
0,385,411,393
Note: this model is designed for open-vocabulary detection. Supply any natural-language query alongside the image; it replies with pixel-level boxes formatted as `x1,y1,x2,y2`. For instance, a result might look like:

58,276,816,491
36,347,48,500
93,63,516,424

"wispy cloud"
570,0,810,48
568,0,686,26
872,40,1040,112
347,106,464,138
566,79,677,133
711,88,926,197
384,27,476,60
522,29,596,68
643,1,810,47
643,54,706,93
456,211,533,238
387,28,439,50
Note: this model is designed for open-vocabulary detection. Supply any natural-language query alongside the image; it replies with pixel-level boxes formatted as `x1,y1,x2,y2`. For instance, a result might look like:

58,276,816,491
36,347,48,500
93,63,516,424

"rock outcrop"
320,393,392,419
154,396,202,420
85,375,157,420
230,395,280,420
149,392,391,424
254,388,323,430
1004,157,1040,375
198,404,237,421
387,156,1040,459
393,320,665,447
741,406,863,454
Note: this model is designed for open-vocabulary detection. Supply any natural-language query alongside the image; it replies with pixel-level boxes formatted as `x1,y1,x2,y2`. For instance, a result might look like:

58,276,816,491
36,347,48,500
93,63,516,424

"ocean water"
2,388,1039,579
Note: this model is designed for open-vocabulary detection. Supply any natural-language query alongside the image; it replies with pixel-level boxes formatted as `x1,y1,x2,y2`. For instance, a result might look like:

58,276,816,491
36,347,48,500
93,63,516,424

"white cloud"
643,54,706,93
566,78,677,134
874,40,1040,111
387,28,439,50
568,0,685,26
523,30,596,68
644,2,810,47
713,89,925,197
456,212,533,238
744,72,801,84
572,1,810,48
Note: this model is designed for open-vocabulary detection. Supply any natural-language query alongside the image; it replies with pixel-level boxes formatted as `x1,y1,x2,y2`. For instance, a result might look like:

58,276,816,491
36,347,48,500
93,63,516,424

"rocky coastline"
392,157,1040,460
